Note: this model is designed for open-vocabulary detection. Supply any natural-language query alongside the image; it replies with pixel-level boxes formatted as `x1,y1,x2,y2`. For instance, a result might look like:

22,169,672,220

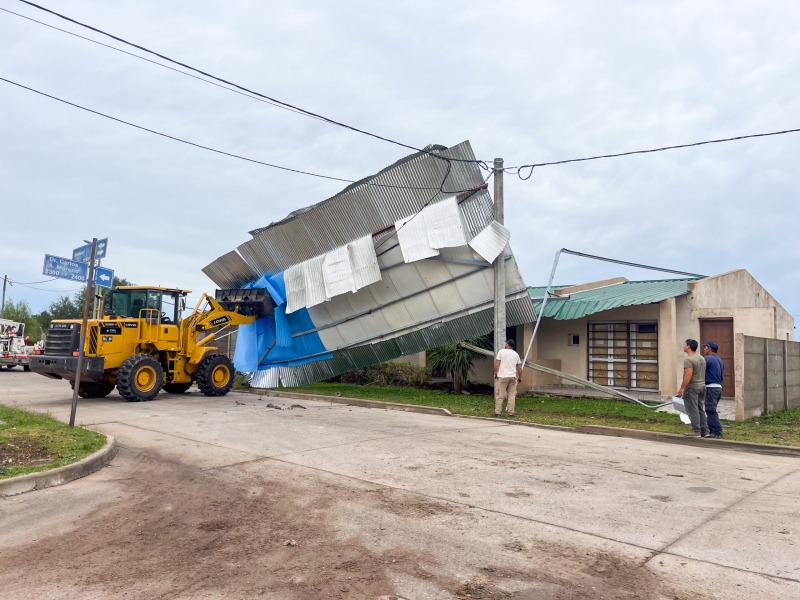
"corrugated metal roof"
204,139,535,388
529,278,700,320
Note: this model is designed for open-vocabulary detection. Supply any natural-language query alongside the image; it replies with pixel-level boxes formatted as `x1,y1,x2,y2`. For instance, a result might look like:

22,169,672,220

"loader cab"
107,287,188,324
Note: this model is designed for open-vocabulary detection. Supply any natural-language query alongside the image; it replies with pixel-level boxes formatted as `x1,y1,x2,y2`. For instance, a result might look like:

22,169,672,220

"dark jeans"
705,386,723,436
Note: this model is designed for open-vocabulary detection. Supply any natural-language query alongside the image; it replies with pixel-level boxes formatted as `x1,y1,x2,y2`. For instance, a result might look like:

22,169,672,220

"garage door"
588,322,659,390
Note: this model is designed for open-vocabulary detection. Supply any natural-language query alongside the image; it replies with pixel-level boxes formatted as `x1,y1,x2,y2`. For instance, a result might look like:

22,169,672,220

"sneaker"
701,432,710,438
493,413,501,417
507,414,516,418
683,431,702,437
709,434,723,439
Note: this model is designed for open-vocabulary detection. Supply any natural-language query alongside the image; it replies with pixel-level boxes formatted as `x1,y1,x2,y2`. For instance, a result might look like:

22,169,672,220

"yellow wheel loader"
30,286,272,402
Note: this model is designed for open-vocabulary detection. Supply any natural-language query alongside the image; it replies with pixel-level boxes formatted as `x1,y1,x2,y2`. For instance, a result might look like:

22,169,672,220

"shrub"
339,361,430,387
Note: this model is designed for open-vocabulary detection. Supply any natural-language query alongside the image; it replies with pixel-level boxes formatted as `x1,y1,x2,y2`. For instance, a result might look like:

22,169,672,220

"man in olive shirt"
677,339,709,437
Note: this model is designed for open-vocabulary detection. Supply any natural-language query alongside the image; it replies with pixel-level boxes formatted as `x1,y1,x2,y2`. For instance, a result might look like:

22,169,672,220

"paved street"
1,371,798,599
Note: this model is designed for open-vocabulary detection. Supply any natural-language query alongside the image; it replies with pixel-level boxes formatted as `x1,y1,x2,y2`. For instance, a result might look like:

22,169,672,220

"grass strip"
0,404,107,479
247,382,800,447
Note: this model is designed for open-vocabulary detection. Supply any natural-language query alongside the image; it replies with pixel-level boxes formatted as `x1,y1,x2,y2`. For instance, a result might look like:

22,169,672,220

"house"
468,270,794,406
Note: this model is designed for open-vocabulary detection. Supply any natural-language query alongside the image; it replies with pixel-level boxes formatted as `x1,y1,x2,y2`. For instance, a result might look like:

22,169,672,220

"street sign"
43,254,89,283
94,267,114,289
72,238,108,263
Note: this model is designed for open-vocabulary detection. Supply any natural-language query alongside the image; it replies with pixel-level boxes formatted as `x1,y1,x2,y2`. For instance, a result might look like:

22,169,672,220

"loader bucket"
215,289,275,317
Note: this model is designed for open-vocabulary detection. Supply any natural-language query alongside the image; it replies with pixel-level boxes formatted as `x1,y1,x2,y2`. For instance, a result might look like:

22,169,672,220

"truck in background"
0,318,31,371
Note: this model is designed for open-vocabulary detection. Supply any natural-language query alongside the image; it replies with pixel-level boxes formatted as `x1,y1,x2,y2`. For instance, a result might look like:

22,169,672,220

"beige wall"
688,270,794,340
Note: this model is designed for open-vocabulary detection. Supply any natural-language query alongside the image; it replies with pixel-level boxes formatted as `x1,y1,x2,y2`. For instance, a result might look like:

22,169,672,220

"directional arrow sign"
43,254,89,283
72,238,108,263
94,267,114,289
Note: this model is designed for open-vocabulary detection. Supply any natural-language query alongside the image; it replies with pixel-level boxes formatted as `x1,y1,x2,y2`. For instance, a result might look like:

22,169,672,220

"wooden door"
700,319,734,397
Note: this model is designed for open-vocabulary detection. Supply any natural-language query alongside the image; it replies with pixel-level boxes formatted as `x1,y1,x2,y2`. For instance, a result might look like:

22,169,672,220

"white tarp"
322,245,355,298
468,220,511,263
395,212,439,263
423,196,468,249
349,235,381,291
286,237,380,313
284,262,307,314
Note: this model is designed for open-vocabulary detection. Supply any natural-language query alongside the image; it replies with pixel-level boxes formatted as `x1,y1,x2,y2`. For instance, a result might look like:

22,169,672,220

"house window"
588,322,658,390
568,334,580,346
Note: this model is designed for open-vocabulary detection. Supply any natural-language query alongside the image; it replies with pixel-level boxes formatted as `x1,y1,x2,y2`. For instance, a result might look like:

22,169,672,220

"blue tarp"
233,271,332,373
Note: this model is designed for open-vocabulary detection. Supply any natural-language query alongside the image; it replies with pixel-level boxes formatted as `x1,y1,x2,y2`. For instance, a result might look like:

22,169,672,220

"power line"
8,277,58,285
0,76,476,193
15,0,487,169
0,6,326,122
508,128,800,180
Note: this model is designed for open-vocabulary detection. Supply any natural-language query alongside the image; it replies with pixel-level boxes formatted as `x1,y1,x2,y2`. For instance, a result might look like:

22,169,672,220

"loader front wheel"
196,354,234,397
117,354,163,402
71,380,116,399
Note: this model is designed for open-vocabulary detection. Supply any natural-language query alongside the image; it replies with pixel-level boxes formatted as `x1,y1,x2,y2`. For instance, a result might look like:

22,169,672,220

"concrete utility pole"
493,158,506,365
1,274,7,318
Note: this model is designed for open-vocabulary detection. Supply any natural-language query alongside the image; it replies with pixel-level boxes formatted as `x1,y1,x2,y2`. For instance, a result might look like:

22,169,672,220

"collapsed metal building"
203,140,535,388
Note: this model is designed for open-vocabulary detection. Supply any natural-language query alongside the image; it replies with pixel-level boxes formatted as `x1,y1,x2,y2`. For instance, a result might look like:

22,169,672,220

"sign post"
69,238,98,428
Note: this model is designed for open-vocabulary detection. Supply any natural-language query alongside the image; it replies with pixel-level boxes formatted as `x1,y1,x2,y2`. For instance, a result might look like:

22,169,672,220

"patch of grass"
264,383,800,447
0,404,106,479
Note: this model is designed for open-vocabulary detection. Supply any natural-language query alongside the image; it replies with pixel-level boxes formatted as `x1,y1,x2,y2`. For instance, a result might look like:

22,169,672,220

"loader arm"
181,290,273,366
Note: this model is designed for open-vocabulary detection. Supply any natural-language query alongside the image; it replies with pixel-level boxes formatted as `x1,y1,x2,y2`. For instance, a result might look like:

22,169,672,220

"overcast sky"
2,1,798,338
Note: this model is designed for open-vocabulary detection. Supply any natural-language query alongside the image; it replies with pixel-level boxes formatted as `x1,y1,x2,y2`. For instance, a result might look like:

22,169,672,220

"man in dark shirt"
703,342,725,438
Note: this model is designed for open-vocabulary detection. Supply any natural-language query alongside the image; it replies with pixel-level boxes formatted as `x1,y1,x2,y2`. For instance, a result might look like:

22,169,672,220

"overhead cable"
15,0,488,169
508,128,800,180
0,76,478,193
0,6,318,120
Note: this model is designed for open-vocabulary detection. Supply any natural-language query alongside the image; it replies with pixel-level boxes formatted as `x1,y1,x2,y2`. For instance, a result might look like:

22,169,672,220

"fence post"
784,340,789,411
763,338,769,415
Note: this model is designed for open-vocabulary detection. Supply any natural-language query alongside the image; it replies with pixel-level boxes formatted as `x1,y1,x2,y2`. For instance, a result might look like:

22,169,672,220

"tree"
2,298,43,342
427,335,493,394
36,276,136,333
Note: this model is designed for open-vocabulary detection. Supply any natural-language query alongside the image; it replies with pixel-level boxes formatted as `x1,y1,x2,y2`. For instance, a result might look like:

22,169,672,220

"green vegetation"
0,405,107,479
427,335,492,394
260,382,800,447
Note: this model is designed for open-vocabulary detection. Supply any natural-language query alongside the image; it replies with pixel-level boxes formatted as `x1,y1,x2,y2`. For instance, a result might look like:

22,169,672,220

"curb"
255,390,800,458
0,435,118,497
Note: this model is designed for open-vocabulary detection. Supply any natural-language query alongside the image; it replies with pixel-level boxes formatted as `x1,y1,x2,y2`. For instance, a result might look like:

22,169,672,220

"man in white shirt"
494,339,522,417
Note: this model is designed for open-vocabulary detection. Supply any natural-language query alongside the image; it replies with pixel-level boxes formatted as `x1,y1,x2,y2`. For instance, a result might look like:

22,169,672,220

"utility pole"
493,158,506,365
1,274,7,318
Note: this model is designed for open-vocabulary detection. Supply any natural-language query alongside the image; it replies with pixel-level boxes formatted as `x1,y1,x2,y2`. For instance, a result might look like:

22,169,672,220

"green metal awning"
529,278,701,320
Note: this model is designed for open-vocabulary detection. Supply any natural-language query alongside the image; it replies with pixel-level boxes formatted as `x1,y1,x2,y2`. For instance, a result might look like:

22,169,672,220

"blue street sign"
94,267,114,289
43,254,89,283
72,238,108,263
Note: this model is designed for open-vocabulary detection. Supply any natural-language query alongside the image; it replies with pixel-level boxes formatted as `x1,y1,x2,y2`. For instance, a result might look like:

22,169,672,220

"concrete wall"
736,334,800,419
689,270,794,340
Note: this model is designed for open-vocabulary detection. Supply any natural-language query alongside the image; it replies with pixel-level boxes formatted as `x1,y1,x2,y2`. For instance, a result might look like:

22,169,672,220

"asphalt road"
1,371,798,599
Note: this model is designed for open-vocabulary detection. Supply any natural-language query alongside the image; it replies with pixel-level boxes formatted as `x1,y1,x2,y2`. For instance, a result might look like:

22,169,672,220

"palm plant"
427,335,493,394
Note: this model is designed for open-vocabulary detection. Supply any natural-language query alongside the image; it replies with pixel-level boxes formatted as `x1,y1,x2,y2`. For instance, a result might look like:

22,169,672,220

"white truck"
0,318,31,371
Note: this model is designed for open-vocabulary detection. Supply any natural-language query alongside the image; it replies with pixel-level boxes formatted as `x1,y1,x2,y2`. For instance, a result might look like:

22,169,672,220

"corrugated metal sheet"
529,279,699,320
249,291,536,388
201,251,259,290
205,140,535,388
204,141,485,283
468,220,510,263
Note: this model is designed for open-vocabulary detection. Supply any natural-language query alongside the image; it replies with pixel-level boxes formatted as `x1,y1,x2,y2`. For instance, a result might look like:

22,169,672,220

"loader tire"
71,380,115,399
117,354,163,402
163,382,192,394
196,354,235,397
